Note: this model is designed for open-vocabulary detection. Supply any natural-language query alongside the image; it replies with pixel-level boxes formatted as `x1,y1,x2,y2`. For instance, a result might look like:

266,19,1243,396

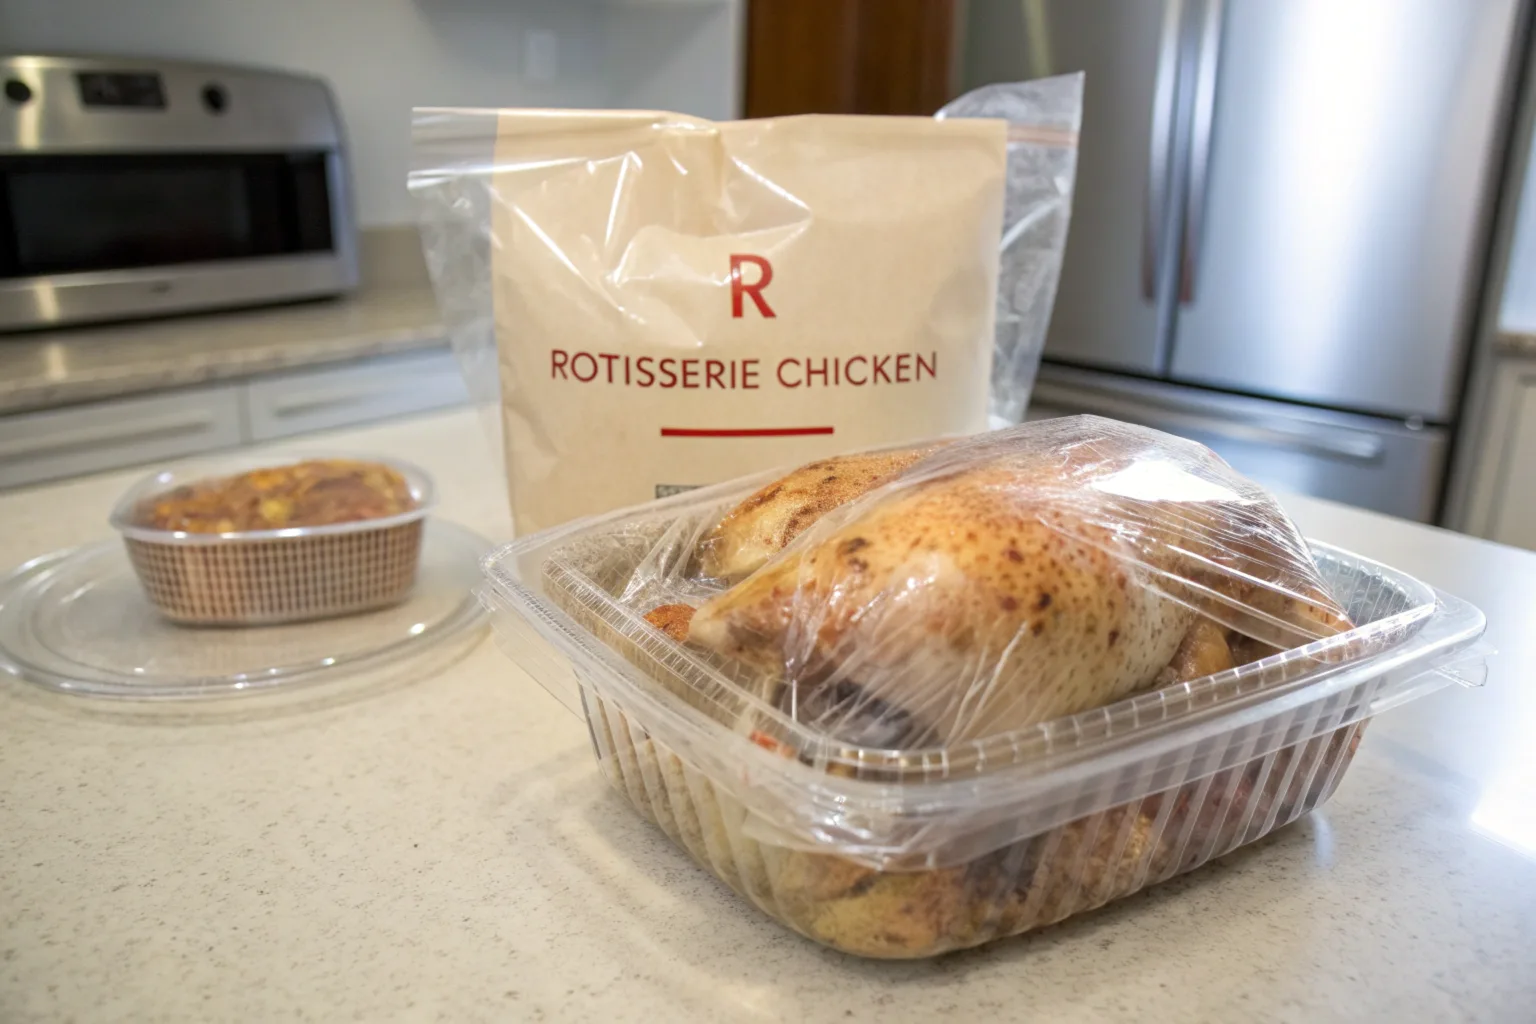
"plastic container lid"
0,518,488,705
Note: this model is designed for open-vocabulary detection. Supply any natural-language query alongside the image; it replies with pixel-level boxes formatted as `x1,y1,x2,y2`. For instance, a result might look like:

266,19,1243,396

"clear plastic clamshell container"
110,453,436,626
481,444,1487,959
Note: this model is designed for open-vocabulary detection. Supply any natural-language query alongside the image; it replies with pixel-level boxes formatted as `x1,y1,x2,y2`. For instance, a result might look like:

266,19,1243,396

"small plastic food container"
481,470,1488,959
110,454,435,626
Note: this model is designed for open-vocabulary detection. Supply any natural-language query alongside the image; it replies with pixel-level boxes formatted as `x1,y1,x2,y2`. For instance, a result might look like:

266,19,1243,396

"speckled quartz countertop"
1499,330,1536,357
2,408,1535,1022
0,285,445,415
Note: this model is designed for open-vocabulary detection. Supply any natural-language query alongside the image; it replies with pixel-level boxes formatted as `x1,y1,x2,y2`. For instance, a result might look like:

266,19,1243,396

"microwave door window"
0,153,333,279
11,165,250,272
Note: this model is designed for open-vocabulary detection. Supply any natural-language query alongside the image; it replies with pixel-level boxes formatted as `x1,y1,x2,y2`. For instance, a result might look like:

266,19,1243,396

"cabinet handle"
266,381,419,418
1033,381,1385,463
0,411,216,461
1143,0,1187,301
265,374,457,419
1179,0,1225,304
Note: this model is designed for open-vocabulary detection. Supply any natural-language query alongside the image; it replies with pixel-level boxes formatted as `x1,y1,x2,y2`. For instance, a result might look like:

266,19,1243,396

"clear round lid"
0,519,488,705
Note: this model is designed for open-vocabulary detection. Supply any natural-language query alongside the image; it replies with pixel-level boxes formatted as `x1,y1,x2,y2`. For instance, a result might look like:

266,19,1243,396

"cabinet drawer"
0,385,243,489
245,348,466,442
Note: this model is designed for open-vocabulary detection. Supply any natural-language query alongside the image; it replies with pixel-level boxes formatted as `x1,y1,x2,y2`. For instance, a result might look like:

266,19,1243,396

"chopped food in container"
110,454,435,626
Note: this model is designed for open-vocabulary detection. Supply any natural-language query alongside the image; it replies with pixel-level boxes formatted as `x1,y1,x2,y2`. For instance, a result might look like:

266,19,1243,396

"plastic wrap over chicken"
638,415,1351,751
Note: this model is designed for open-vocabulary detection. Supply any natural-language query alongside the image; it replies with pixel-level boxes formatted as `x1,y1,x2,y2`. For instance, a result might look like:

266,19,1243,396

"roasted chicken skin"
1156,618,1235,686
680,420,1350,746
643,603,696,643
698,444,942,580
688,460,1194,745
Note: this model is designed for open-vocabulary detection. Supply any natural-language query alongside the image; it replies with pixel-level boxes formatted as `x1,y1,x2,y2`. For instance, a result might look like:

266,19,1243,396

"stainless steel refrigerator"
968,0,1531,521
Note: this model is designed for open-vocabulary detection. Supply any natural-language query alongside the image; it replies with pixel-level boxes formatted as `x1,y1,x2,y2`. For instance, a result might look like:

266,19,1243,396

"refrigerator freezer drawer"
1029,365,1447,521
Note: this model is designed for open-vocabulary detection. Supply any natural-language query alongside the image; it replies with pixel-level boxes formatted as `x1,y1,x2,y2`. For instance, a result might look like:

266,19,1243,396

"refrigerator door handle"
1143,0,1187,301
1179,0,1225,304
1034,381,1388,463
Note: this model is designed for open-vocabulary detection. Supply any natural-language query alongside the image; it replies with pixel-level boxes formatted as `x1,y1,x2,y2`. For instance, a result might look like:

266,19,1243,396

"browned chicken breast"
698,444,942,580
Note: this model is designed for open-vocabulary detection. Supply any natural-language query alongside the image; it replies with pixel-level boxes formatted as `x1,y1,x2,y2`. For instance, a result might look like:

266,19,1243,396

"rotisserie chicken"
684,420,1350,747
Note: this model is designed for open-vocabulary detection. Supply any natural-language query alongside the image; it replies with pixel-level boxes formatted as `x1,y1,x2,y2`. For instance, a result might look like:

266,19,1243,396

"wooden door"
744,0,962,117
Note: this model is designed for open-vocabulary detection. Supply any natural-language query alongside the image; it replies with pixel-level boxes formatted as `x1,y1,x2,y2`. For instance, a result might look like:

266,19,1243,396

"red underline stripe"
660,426,835,438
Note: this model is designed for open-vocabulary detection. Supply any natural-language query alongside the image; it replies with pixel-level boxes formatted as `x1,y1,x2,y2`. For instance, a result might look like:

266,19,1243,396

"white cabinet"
0,385,244,490
0,346,467,489
1462,355,1536,549
245,349,468,442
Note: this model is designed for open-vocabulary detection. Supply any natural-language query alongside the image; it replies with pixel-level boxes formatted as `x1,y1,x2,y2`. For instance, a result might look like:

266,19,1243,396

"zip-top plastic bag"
410,75,1082,535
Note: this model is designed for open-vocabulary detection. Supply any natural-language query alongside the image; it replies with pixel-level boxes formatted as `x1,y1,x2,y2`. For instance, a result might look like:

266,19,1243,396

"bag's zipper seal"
1008,124,1079,148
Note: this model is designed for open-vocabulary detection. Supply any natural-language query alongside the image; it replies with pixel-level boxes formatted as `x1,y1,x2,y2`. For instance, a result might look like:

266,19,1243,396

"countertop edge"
0,324,450,417
1496,330,1536,356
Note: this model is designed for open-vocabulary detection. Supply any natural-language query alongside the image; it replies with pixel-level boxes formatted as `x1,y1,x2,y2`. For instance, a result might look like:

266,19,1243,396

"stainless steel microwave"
0,55,358,332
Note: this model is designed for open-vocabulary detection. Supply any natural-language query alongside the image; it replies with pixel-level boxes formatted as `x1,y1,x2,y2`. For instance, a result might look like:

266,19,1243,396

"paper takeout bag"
412,76,1082,534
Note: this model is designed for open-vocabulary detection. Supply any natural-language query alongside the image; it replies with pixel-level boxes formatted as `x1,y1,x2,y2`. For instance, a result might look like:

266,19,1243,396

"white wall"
606,1,742,121
1,0,741,227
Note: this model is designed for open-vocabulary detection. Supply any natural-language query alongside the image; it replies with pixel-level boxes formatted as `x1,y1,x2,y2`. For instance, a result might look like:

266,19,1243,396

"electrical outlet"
524,30,559,83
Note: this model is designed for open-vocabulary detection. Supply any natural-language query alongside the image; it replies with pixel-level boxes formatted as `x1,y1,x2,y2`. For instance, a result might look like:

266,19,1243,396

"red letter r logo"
730,254,776,319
